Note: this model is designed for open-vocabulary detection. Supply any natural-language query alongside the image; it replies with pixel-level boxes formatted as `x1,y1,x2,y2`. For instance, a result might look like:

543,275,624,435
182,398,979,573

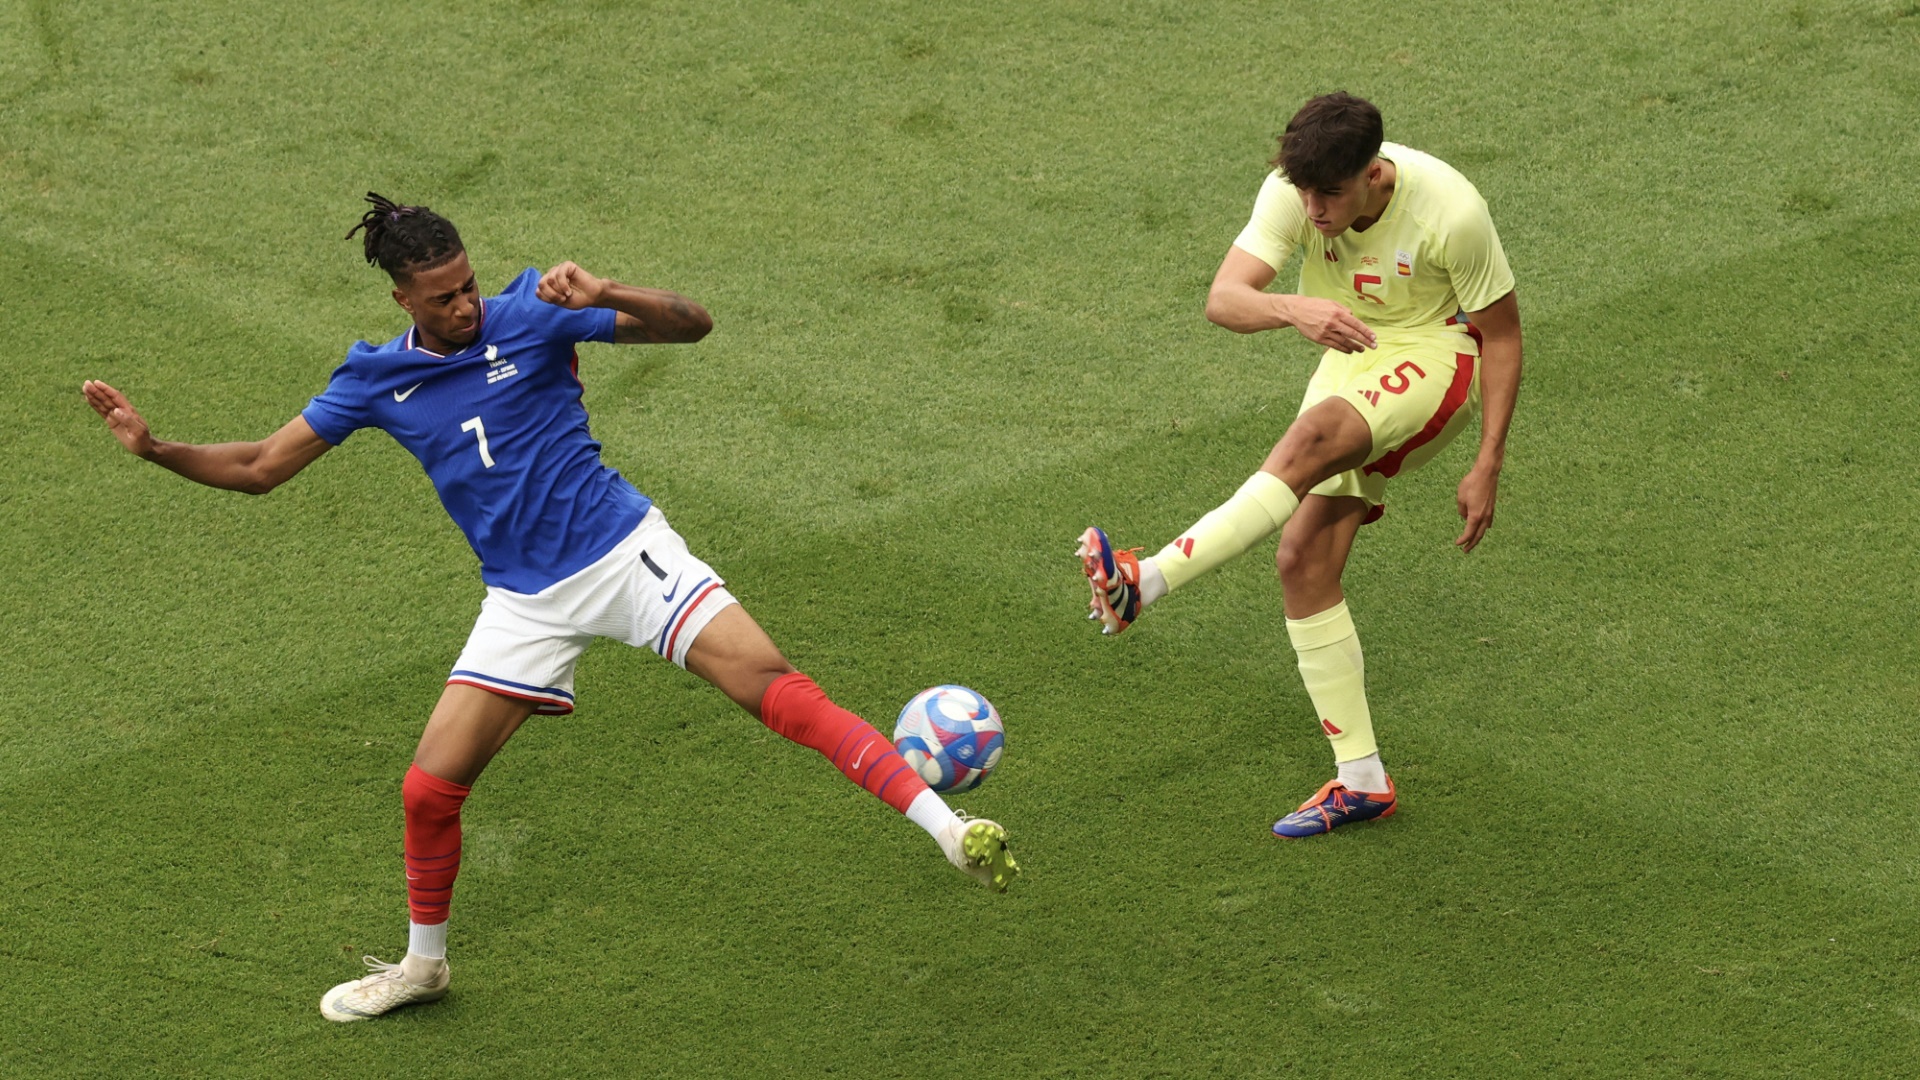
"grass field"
6,0,1920,1075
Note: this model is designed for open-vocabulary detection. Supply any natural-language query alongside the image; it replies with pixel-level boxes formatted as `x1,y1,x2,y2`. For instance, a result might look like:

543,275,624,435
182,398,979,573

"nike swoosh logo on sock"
850,742,871,770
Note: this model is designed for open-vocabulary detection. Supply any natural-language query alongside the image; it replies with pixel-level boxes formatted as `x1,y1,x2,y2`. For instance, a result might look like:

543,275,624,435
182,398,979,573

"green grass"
5,0,1920,1075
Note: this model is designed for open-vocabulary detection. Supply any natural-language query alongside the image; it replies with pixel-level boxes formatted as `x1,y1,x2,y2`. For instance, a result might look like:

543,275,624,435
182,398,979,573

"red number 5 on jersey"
1352,273,1387,305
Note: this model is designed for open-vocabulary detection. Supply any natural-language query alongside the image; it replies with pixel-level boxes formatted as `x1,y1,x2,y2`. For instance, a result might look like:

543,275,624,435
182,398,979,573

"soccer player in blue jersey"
82,193,1018,1023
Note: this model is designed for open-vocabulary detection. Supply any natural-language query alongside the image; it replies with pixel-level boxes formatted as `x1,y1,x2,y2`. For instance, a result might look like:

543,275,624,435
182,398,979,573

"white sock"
905,789,960,843
1336,752,1388,795
1138,558,1168,607
408,920,448,961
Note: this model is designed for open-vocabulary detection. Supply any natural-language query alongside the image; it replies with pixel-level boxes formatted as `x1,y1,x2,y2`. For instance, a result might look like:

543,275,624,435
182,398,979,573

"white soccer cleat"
320,955,450,1022
943,815,1019,893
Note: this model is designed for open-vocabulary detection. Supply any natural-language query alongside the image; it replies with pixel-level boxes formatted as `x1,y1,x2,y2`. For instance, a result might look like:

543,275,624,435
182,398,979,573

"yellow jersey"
1231,142,1514,342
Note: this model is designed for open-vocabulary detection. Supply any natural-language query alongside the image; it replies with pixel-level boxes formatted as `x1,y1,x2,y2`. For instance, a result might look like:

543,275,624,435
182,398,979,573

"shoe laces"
1289,783,1354,819
354,956,404,984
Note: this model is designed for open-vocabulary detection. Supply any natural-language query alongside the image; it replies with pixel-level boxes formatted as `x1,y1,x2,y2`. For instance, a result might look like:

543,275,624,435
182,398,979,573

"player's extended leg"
1270,495,1396,838
684,605,1018,891
1079,396,1371,633
321,684,536,1021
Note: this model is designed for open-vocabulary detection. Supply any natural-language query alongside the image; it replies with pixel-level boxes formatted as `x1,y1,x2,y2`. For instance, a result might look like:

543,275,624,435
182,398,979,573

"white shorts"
447,508,739,715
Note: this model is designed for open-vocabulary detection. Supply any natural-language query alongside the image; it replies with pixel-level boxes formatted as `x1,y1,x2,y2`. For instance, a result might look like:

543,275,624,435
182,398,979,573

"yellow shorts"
1300,327,1482,510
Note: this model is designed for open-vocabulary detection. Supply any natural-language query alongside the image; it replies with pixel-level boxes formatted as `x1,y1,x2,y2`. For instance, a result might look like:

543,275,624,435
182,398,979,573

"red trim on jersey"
664,583,725,659
1364,352,1476,480
1445,313,1486,350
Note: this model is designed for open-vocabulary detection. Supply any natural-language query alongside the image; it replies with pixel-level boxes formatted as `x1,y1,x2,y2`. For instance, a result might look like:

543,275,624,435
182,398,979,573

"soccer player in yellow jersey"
1078,92,1522,837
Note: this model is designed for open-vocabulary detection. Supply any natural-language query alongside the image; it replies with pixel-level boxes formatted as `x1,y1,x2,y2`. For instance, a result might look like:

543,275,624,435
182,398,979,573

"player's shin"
1153,472,1300,594
1287,602,1386,793
759,673,953,833
402,764,469,979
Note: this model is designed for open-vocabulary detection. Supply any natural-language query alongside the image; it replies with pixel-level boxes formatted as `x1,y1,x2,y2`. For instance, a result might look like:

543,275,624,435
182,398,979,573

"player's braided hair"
1274,92,1384,192
345,192,464,279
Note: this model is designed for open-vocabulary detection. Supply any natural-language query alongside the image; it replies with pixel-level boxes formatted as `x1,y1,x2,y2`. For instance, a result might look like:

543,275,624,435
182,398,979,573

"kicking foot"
1271,775,1397,838
943,815,1020,893
320,955,450,1022
1076,527,1141,636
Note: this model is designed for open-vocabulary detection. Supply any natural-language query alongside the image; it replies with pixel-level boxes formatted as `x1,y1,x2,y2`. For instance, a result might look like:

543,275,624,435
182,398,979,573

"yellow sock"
1152,471,1298,593
1287,602,1376,762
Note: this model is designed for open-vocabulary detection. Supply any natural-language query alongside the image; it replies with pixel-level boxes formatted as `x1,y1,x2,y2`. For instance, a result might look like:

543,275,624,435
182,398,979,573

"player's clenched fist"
536,261,605,309
82,380,156,459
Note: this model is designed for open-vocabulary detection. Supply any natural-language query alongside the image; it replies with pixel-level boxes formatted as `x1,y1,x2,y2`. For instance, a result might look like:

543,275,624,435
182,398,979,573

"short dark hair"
344,192,464,279
1273,92,1384,192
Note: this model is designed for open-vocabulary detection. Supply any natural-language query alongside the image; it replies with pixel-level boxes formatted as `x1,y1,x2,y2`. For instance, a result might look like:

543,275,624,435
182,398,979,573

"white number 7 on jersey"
460,416,496,468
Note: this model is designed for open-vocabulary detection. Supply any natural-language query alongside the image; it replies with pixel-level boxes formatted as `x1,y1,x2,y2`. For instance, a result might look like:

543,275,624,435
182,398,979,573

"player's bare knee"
1276,547,1333,596
1270,407,1369,488
1275,534,1309,579
718,653,796,720
750,656,795,696
1266,426,1334,489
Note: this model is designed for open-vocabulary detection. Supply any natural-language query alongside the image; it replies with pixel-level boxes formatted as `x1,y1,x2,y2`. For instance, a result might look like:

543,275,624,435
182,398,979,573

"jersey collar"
404,297,489,358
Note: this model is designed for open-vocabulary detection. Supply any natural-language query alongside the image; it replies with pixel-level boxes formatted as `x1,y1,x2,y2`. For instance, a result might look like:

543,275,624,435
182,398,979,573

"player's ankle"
1336,752,1388,794
907,790,961,846
1138,558,1168,607
400,952,447,984
935,817,969,864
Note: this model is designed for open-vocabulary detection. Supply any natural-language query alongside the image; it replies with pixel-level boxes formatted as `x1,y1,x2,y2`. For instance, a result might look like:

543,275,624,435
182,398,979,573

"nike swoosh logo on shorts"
662,574,684,602
394,382,425,402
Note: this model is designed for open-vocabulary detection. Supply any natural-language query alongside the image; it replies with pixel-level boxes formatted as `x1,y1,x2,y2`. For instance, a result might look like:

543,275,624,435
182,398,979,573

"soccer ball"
892,685,1004,794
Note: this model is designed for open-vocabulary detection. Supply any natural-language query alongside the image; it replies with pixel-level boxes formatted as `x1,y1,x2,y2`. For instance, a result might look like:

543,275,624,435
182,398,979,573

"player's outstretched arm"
535,261,712,344
82,380,332,495
1455,290,1522,553
1205,245,1376,354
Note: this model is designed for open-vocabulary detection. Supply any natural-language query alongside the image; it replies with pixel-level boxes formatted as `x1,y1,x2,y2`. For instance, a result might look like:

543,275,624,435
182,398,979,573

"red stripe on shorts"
445,678,576,715
1364,352,1476,480
664,583,724,660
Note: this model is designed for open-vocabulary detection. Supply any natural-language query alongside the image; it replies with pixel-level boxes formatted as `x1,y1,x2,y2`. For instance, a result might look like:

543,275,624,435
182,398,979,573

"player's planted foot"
1077,527,1142,635
319,954,451,1022
943,816,1019,892
1271,775,1396,839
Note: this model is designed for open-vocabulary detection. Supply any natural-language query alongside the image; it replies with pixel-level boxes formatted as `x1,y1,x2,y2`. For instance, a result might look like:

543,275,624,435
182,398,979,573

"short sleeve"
301,358,372,446
503,268,618,345
1441,199,1516,313
1231,172,1308,272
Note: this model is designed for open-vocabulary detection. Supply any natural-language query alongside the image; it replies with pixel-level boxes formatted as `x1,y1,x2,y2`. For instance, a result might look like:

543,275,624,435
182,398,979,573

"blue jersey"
302,268,651,594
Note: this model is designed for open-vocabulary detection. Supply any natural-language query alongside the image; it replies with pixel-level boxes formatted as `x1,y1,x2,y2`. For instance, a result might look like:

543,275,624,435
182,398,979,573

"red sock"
760,672,929,814
403,764,470,925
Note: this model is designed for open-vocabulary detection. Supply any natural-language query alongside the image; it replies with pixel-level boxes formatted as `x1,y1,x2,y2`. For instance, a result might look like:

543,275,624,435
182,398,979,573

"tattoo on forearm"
665,297,698,333
648,294,706,342
615,286,710,343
